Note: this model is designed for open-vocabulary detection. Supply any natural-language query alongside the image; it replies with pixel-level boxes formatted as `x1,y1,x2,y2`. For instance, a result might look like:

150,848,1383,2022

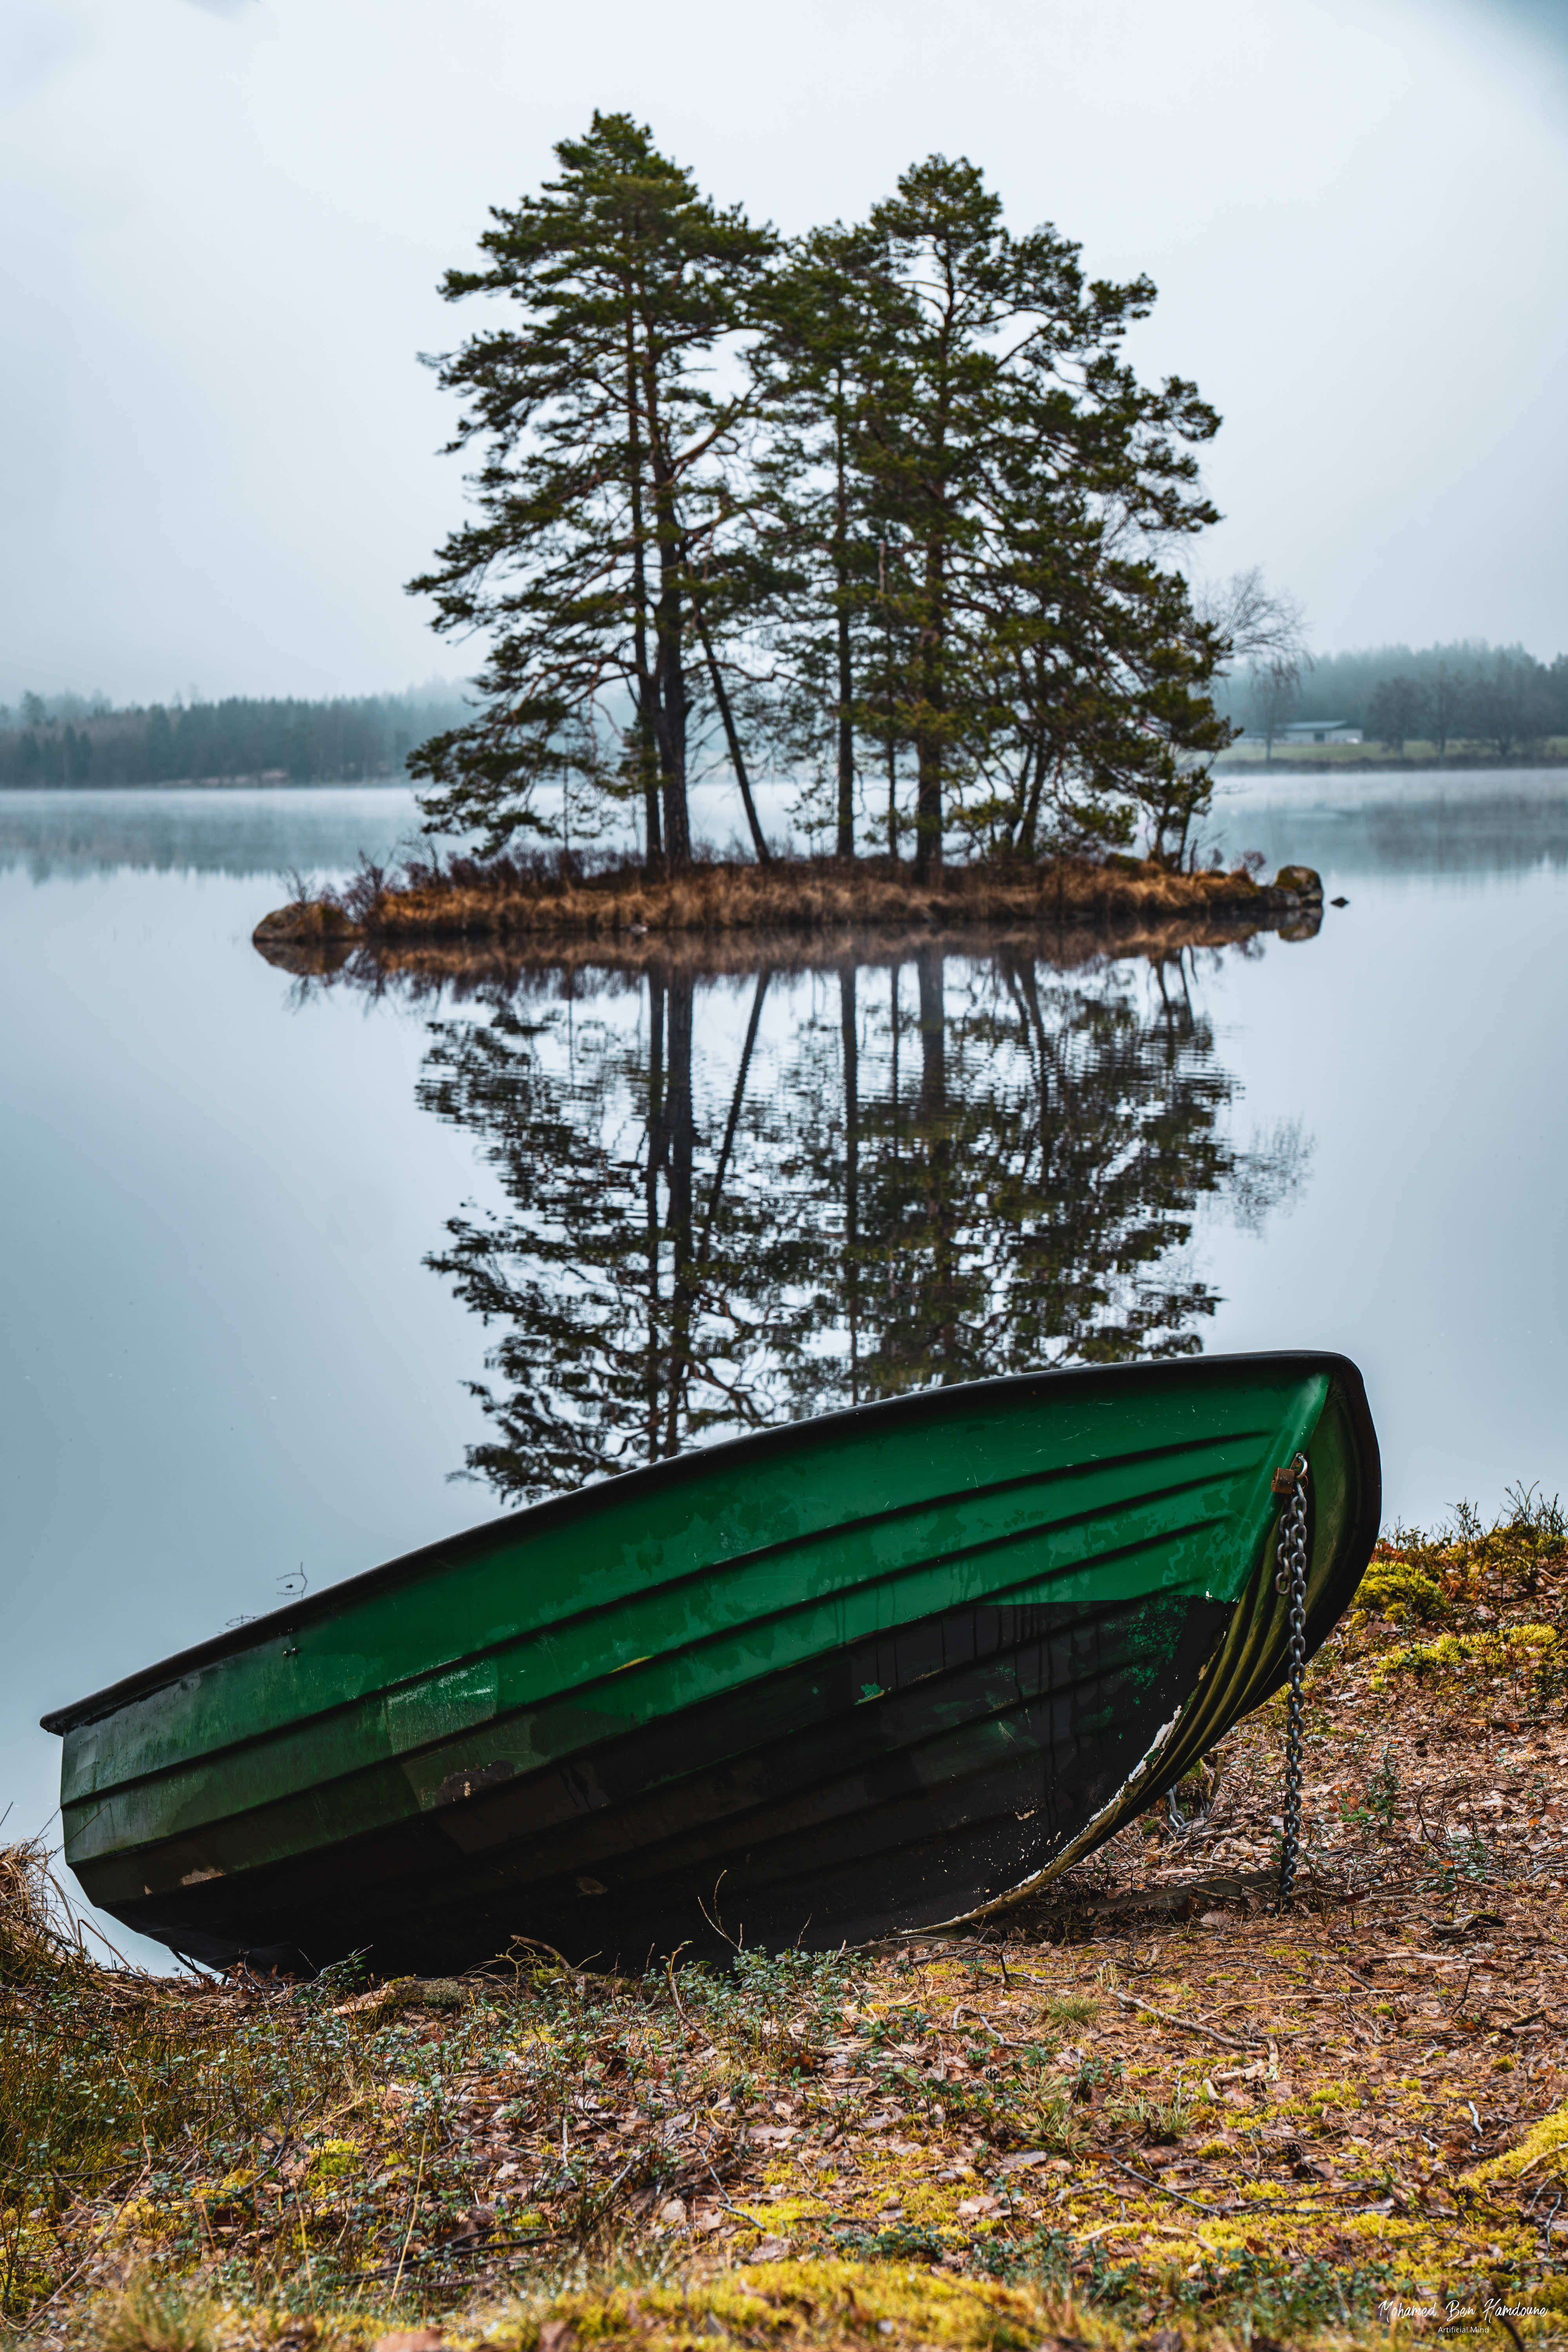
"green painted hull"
44,1353,1378,1969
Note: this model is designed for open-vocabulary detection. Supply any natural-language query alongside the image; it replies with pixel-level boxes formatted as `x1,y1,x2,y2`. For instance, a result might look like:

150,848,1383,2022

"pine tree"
842,155,1229,873
854,158,1022,878
407,114,774,866
752,226,908,859
408,132,1234,873
979,392,1233,864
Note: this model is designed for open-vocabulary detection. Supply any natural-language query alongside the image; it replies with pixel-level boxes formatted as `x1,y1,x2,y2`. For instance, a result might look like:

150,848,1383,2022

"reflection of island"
410,936,1310,1504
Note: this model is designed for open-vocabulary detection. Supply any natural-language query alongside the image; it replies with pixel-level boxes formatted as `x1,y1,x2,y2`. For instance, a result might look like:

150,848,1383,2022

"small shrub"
1355,1554,1448,1626
93,2275,221,2352
1503,1479,1567,1551
1041,1995,1096,2026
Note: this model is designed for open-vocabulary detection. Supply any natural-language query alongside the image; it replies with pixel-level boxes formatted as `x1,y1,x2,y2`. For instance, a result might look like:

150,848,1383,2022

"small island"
254,853,1326,959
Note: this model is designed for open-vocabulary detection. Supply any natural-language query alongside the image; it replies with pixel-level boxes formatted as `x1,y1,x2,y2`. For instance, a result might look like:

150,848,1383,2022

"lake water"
4,778,1566,1937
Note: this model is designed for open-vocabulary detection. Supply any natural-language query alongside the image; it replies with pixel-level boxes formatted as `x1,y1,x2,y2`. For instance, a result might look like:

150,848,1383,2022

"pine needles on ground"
6,1494,1567,2350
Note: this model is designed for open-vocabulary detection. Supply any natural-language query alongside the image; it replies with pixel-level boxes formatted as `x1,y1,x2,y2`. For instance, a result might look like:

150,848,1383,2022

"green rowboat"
43,1352,1378,1972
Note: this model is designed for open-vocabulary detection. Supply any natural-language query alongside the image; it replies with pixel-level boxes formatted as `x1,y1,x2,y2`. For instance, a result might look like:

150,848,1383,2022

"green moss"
306,2137,363,2181
500,2260,1074,2350
1466,2097,1568,2185
1369,1622,1555,1689
1354,1553,1449,1626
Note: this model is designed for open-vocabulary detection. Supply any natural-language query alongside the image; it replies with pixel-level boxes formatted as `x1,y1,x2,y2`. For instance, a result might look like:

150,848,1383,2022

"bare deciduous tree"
1192,569,1312,760
1196,567,1310,675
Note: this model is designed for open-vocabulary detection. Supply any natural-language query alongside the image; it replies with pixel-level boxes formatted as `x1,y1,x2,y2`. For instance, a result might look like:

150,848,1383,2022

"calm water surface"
4,779,1566,1920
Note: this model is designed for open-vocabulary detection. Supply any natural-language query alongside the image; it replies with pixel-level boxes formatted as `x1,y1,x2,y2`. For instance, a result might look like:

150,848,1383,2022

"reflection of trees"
775,947,1307,1413
418,945,1308,1504
418,969,800,1498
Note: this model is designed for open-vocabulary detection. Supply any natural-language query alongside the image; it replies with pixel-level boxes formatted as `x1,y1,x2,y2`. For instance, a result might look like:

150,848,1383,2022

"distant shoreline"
7,752,1568,791
1217,747,1568,777
0,773,414,793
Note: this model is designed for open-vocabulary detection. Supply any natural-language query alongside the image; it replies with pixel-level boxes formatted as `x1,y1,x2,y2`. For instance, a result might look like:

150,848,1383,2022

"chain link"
1273,1452,1310,1905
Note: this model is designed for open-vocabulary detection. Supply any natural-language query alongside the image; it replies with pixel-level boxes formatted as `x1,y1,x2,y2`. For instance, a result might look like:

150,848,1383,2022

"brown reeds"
0,1838,92,1991
254,850,1321,958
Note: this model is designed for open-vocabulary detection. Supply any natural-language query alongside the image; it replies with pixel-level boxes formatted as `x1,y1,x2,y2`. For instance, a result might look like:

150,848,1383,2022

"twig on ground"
1108,1987,1253,2051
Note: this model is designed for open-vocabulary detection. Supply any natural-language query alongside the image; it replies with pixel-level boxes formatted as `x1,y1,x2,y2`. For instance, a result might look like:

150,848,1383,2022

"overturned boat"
44,1352,1378,1973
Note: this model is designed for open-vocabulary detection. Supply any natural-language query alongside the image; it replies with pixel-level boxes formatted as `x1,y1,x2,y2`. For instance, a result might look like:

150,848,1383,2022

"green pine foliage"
408,122,1240,873
407,113,775,866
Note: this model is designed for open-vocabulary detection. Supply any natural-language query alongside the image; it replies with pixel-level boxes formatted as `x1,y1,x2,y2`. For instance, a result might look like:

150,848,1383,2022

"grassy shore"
252,853,1325,959
7,1491,1566,2352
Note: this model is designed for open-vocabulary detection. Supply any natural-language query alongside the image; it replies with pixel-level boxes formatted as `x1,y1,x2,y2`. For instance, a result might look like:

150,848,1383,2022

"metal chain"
1272,1452,1310,1904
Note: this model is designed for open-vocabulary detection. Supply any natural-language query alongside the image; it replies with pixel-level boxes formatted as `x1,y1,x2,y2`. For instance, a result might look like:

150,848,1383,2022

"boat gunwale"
41,1350,1371,1739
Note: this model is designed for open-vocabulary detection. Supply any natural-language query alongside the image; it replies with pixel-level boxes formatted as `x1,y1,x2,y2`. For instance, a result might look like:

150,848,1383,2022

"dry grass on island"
7,1490,1566,2352
252,851,1326,960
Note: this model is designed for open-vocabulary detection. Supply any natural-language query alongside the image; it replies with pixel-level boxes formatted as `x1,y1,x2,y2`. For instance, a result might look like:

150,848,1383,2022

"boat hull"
45,1353,1378,1971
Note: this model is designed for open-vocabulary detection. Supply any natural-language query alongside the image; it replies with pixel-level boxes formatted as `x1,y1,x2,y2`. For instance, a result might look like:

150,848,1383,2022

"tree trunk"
625,311,662,868
833,394,855,861
911,281,955,883
658,641,692,868
917,944,945,1116
639,352,691,868
913,541,945,880
880,541,899,862
1016,737,1042,855
659,972,695,1451
889,960,901,1138
692,601,771,864
702,969,769,1263
644,970,665,1462
916,944,955,1367
839,964,860,1397
646,969,695,1454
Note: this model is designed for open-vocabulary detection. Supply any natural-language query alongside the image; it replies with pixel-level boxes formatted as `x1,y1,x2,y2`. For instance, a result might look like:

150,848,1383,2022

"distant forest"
1214,640,1568,755
0,689,472,789
6,639,1566,796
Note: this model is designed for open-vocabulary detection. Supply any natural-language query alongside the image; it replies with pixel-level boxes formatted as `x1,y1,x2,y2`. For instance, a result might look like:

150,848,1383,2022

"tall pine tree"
753,155,1229,873
408,114,773,866
410,132,1234,872
751,225,909,860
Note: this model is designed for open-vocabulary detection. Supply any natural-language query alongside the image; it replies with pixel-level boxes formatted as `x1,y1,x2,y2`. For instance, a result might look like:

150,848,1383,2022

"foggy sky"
1,0,1563,704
